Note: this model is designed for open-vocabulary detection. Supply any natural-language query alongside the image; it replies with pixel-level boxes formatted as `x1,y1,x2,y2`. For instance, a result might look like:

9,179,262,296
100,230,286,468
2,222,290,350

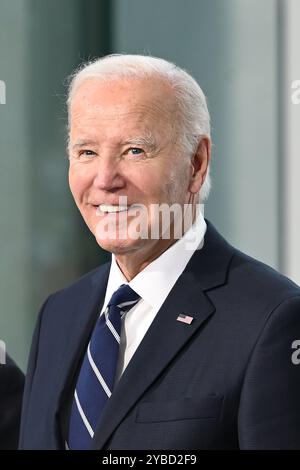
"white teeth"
98,204,128,213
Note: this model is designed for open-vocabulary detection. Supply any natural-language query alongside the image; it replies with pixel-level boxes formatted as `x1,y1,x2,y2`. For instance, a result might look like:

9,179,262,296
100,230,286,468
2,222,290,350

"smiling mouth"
95,204,141,215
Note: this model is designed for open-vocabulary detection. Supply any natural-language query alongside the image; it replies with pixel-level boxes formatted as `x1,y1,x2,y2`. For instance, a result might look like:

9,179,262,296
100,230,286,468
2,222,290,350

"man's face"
68,76,196,256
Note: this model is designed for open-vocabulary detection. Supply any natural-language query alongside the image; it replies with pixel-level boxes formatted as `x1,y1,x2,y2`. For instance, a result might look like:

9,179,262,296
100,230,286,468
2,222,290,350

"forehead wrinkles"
70,78,181,145
71,98,174,121
71,103,178,142
72,75,177,115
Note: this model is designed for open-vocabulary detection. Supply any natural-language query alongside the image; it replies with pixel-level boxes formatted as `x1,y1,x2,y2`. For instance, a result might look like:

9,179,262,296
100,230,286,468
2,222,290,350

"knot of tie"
107,284,140,314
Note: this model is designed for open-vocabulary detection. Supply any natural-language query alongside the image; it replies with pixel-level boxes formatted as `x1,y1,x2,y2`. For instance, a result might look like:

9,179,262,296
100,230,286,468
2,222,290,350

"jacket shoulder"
230,247,300,297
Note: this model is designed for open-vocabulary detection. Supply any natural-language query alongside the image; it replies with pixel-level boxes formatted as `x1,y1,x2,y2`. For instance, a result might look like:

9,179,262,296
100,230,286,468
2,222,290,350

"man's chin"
94,236,144,255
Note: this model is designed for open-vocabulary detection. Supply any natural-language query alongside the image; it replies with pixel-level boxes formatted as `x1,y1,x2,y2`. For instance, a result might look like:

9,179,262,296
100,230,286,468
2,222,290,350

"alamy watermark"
0,80,6,104
291,80,300,104
0,340,6,365
291,340,300,365
95,197,204,251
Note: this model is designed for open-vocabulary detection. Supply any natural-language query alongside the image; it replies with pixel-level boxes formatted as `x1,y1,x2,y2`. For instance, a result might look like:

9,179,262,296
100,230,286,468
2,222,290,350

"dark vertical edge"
79,0,113,61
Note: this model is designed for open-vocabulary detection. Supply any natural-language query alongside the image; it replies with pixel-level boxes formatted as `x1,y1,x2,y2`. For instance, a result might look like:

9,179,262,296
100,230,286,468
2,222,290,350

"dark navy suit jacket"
19,222,300,449
0,355,24,449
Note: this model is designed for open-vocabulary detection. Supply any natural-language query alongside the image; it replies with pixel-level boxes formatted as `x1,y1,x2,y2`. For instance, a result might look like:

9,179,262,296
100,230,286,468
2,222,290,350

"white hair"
67,54,211,201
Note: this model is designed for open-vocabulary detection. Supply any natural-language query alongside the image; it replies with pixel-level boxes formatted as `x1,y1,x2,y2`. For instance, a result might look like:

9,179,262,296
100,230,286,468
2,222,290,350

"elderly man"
19,54,300,450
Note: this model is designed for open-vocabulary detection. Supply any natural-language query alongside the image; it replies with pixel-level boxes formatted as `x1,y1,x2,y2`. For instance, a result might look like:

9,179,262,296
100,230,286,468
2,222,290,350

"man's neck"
115,235,178,281
114,209,199,281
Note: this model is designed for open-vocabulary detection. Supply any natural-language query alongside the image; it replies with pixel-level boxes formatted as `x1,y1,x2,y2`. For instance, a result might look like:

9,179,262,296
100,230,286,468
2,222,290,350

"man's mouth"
96,204,140,215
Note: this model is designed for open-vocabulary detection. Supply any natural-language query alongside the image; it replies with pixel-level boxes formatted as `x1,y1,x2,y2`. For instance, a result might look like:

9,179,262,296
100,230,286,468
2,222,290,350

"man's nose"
92,157,125,192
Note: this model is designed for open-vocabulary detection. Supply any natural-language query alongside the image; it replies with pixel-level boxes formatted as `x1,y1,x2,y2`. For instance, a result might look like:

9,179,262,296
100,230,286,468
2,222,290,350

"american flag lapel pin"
176,313,194,325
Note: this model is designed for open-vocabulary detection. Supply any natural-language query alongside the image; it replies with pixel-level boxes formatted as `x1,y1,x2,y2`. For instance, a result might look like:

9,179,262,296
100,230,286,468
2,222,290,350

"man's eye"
128,147,144,155
79,150,96,157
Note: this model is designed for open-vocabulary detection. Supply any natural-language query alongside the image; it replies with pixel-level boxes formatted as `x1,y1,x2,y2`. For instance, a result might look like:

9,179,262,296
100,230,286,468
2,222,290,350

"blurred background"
0,0,299,370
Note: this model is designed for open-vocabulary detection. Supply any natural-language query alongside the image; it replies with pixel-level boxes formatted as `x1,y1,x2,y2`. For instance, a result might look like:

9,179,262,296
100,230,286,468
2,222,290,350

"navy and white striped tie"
68,284,140,450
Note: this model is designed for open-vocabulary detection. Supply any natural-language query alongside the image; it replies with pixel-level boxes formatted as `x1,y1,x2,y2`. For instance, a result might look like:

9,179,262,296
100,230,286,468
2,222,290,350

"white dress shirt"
100,211,207,381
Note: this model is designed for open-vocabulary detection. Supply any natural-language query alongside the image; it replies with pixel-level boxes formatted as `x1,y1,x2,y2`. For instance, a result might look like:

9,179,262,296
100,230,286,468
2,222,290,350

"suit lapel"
91,221,234,449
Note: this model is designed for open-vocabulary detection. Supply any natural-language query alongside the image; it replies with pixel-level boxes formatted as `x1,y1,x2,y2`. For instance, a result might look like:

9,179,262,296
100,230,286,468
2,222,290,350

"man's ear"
189,136,211,194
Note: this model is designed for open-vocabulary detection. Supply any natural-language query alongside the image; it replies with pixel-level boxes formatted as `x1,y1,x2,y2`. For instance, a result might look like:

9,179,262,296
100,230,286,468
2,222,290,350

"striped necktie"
68,284,140,450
